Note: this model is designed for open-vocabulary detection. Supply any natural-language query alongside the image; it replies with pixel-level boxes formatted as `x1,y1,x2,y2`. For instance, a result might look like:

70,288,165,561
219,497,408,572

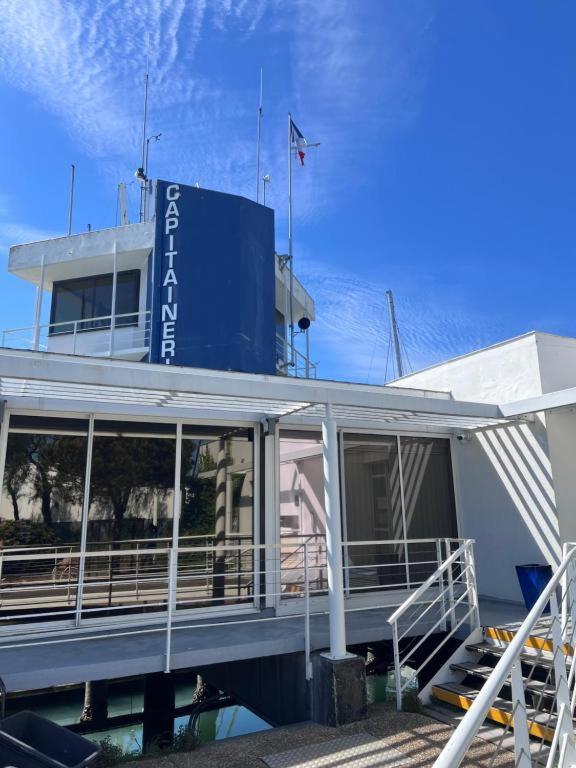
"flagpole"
256,67,263,203
288,112,295,368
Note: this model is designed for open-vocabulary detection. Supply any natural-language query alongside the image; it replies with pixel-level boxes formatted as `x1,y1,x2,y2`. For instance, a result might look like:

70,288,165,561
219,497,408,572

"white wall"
395,334,561,603
534,335,576,547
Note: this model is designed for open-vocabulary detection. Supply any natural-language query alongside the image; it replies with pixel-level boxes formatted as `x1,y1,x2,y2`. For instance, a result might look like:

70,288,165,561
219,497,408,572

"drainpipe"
322,403,347,659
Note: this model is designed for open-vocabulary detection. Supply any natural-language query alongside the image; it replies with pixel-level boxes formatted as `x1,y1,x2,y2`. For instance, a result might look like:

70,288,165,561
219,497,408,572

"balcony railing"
276,333,317,379
1,311,152,357
0,537,472,682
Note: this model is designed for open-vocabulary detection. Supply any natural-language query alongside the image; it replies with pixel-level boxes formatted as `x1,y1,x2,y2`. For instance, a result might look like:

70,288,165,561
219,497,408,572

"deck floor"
0,597,526,693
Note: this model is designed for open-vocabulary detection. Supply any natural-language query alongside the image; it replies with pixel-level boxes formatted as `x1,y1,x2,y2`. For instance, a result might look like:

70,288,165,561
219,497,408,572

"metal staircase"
428,543,576,768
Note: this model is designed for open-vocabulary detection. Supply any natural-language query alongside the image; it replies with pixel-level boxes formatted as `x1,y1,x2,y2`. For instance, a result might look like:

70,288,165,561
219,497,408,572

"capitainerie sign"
150,179,276,374
160,183,180,364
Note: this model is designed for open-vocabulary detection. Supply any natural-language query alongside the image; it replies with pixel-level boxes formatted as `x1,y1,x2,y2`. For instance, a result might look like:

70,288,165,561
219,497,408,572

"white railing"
435,542,576,768
1,310,151,357
0,537,464,682
388,539,480,710
276,333,317,379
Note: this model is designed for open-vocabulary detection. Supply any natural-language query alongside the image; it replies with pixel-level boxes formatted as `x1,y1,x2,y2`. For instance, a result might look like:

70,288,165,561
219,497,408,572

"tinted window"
50,271,140,333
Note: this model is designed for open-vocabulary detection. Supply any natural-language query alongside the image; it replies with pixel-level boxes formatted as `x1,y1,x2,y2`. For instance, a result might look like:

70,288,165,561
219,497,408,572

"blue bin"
515,564,552,613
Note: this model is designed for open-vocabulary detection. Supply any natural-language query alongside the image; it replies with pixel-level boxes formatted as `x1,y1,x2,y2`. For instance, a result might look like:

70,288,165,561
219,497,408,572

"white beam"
0,348,506,423
322,403,347,659
501,386,576,417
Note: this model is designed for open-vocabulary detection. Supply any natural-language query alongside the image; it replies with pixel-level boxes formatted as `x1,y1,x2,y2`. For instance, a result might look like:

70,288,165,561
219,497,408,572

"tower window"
50,270,140,334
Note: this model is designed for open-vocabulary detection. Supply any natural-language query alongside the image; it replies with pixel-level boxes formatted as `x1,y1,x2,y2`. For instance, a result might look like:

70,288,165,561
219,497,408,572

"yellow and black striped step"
466,641,563,669
431,682,556,743
450,660,556,698
485,625,574,657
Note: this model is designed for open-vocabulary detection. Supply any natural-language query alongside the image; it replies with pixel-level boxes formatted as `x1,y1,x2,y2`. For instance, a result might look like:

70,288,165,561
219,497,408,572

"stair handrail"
388,539,479,710
388,539,472,625
434,543,576,768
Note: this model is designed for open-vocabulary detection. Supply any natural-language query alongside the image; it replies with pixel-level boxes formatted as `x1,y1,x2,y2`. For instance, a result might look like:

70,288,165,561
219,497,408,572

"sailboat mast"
386,289,404,378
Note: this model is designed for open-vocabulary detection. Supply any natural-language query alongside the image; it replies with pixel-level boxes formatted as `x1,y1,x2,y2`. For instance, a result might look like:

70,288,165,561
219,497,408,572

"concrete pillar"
142,671,175,750
322,403,347,659
79,680,108,724
312,654,367,727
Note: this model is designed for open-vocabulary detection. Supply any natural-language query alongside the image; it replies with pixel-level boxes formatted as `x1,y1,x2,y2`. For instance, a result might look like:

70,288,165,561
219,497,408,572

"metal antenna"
256,67,263,203
138,39,150,223
67,164,75,236
386,289,404,379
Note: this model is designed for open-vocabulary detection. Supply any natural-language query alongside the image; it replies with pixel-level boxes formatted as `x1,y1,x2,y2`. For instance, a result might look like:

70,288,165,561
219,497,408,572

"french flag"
290,119,307,166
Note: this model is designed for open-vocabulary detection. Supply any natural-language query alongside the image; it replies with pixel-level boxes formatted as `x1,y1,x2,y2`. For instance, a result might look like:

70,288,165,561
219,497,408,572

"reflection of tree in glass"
89,437,175,539
3,434,86,526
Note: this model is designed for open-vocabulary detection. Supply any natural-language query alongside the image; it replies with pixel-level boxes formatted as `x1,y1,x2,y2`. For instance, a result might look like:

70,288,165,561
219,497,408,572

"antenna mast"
67,163,75,236
386,289,404,379
256,67,263,203
138,43,150,223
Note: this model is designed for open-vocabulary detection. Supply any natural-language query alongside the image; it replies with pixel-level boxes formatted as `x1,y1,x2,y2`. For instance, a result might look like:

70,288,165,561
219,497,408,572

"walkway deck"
0,607,398,692
130,702,515,768
0,597,526,692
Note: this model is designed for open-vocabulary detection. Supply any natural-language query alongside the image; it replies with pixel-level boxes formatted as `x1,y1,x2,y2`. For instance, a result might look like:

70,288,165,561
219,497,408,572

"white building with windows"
2,184,576,748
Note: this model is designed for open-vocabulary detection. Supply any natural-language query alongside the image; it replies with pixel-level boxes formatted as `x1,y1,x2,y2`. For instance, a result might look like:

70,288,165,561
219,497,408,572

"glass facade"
178,427,255,610
278,430,327,596
0,416,88,623
0,413,458,625
0,416,256,624
278,429,458,597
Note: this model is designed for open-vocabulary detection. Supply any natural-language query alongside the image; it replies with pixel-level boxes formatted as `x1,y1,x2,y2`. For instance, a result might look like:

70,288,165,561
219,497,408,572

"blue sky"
0,0,575,382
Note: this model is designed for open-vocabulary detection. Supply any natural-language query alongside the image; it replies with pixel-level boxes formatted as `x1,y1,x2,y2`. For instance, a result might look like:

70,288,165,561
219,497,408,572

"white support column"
32,253,46,351
75,414,95,627
0,409,10,505
322,403,347,659
109,240,118,357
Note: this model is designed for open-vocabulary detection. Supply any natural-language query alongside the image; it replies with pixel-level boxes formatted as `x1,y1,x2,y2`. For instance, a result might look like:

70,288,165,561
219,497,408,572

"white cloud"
298,259,507,383
0,0,434,211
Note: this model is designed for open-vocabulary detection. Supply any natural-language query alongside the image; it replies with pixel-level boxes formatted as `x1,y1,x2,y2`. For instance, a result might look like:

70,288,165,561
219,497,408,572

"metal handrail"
388,539,472,625
388,539,479,710
434,542,576,768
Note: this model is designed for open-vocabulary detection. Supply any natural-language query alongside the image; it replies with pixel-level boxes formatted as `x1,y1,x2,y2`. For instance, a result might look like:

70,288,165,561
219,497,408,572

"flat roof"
0,349,512,433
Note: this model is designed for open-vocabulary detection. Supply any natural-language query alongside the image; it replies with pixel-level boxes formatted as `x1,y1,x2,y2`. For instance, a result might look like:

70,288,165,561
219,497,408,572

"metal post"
465,543,481,630
139,66,149,223
135,542,140,600
305,329,310,379
396,436,410,589
287,113,295,368
165,547,176,673
392,621,403,710
510,660,532,768
73,321,78,355
75,415,95,627
256,68,263,203
67,163,75,236
0,409,10,514
304,541,312,680
32,252,46,351
109,240,118,357
445,538,456,629
386,289,403,379
168,423,183,619
550,590,576,763
436,539,447,632
322,403,347,659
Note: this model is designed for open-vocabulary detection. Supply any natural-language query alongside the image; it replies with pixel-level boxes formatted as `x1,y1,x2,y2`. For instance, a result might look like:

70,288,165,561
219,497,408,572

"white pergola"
0,348,520,659
0,348,513,431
